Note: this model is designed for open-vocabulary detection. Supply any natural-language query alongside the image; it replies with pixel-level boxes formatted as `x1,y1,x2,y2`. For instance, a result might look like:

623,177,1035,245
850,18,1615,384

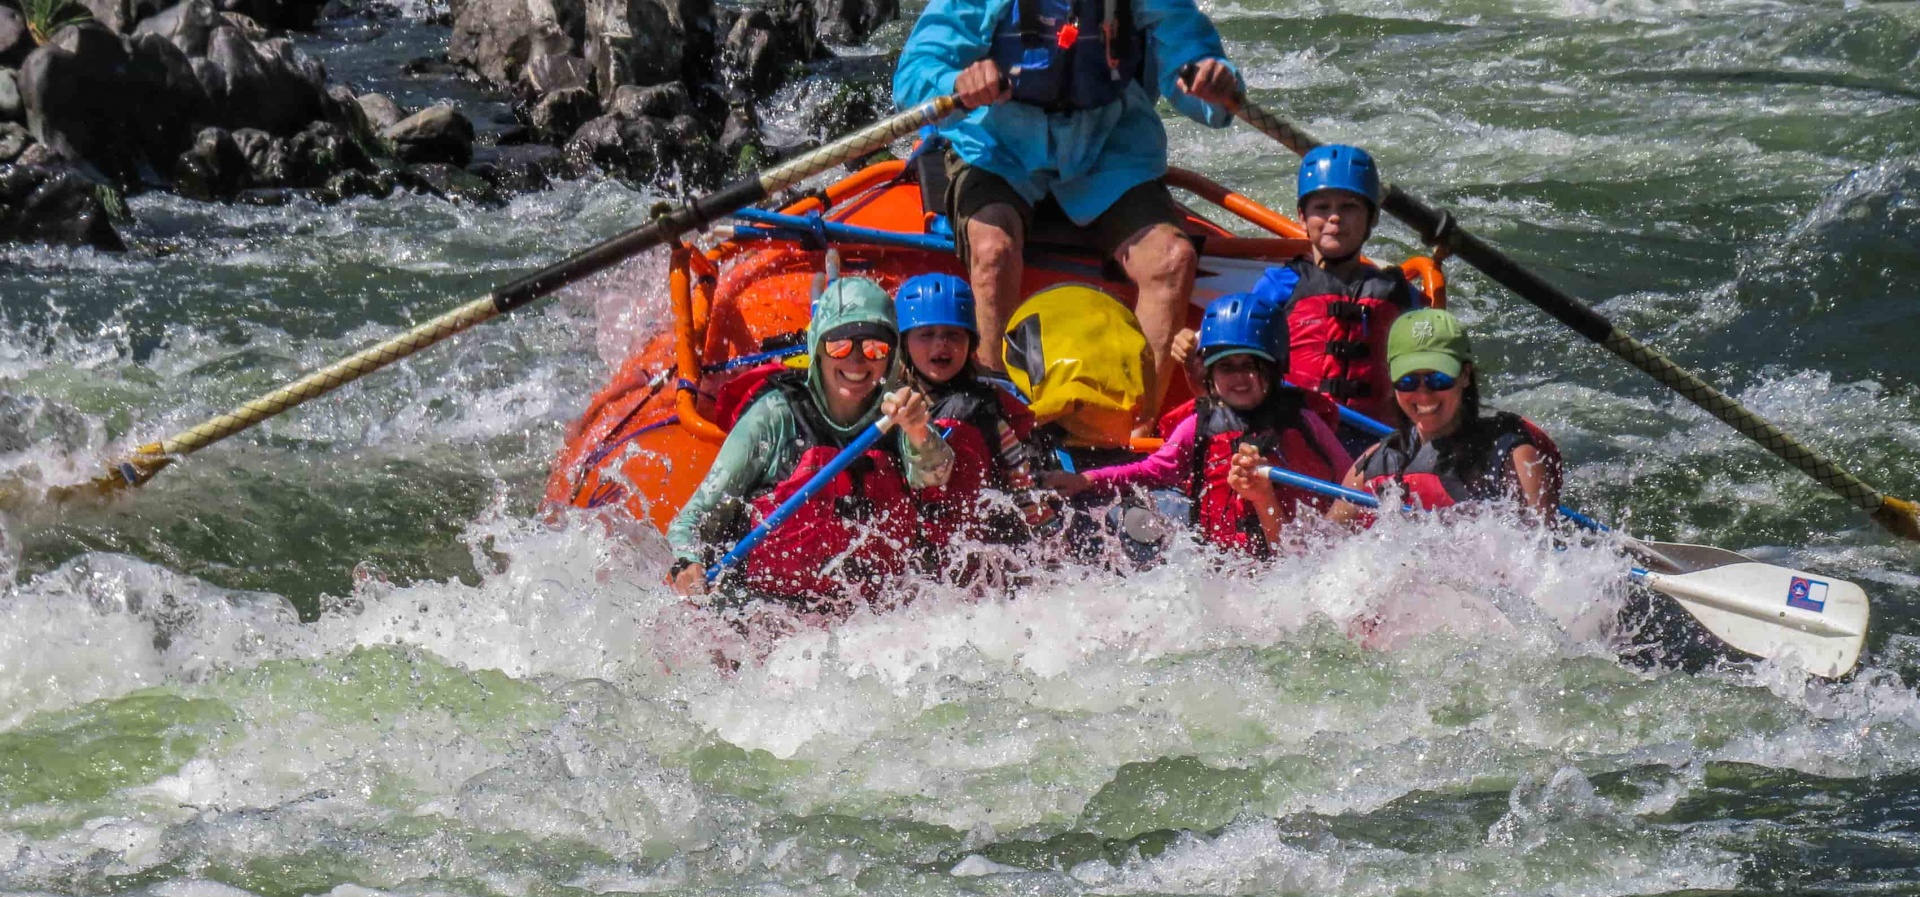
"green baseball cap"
1387,309,1473,380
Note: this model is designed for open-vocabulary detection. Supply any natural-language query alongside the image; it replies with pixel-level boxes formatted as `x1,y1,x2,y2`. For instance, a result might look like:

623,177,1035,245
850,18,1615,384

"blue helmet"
1198,293,1284,366
1297,144,1382,211
894,273,978,338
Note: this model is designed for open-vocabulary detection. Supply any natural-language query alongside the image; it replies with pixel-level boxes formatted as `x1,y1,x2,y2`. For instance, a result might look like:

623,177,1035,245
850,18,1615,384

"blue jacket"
893,0,1241,225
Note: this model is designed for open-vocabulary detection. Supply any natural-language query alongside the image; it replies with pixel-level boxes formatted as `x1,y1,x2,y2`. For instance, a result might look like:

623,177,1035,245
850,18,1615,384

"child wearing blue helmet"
895,273,1055,547
1252,144,1420,448
1045,293,1351,555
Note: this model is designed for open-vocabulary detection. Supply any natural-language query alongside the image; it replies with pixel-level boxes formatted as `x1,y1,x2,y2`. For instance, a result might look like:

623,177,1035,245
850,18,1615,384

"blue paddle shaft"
1262,465,1379,507
707,418,895,582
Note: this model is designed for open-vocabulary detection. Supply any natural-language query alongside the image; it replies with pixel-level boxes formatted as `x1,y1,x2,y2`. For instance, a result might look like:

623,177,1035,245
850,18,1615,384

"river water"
4,1,1920,894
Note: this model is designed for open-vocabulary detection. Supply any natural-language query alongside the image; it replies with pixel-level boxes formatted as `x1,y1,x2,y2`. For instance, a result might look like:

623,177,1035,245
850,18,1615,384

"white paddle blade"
1635,540,1757,574
1639,563,1869,679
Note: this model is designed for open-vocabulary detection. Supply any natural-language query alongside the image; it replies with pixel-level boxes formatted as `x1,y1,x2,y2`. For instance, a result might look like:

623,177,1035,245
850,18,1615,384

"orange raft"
542,160,1445,534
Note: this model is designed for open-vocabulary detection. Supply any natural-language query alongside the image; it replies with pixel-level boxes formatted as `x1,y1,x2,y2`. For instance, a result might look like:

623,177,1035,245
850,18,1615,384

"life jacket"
1185,393,1342,555
1357,411,1562,510
921,377,1038,544
988,0,1145,113
1157,389,1342,441
730,372,922,606
1281,257,1417,421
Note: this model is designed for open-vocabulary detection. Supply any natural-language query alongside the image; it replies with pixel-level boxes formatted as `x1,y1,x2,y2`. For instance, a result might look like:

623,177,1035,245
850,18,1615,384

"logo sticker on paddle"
1788,576,1829,613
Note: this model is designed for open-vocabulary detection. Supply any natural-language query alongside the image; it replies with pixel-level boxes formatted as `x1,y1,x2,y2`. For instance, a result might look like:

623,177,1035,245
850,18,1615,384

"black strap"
1020,0,1042,45
1324,339,1369,361
1325,299,1366,322
1320,378,1372,400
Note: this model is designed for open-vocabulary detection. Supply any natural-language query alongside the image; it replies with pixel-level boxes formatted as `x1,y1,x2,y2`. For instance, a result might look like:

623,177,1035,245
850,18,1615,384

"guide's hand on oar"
956,59,1010,109
1177,58,1238,106
881,387,934,445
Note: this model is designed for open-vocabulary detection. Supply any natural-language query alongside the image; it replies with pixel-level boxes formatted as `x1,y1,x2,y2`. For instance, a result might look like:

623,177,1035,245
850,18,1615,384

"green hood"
806,276,900,438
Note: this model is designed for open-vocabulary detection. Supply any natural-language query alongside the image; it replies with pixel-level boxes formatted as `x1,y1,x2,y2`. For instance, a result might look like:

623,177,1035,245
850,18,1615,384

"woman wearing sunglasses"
667,277,953,611
1330,308,1562,520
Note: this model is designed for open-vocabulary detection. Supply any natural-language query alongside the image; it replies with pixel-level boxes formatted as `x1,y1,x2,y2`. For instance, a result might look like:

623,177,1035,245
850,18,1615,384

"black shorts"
944,151,1185,270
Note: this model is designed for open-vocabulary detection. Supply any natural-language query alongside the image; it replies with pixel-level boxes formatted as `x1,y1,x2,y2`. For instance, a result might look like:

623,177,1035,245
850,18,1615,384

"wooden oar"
1259,465,1869,677
49,95,960,501
1224,91,1920,543
706,415,896,583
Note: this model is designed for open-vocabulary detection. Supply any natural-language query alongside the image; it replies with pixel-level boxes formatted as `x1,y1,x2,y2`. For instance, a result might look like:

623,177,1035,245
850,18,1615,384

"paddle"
47,95,960,501
1258,464,1868,677
706,415,896,583
1221,90,1920,543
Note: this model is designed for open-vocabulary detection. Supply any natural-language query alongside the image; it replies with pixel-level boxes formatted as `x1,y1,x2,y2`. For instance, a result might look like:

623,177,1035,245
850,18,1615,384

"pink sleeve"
1083,415,1197,490
1301,410,1354,474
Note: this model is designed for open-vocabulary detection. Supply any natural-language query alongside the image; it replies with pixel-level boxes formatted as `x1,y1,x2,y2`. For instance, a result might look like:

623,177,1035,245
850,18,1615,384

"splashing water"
6,0,1920,893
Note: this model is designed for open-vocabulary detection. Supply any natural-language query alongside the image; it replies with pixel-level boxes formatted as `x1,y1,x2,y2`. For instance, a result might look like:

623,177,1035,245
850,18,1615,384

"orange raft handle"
1399,256,1447,308
673,243,728,445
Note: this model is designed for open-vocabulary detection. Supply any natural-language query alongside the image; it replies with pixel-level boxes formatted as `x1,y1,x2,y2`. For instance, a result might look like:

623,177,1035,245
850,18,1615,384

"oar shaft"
709,417,896,582
115,96,959,486
1380,184,1892,518
1230,94,1918,542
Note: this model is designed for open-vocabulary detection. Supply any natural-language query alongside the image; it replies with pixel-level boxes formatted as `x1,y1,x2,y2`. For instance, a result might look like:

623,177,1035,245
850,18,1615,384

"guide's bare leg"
965,204,1028,371
1117,222,1199,429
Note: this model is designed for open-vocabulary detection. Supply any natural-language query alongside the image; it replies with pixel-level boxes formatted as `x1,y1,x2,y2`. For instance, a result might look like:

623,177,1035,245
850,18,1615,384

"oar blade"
1643,563,1868,679
1635,540,1757,574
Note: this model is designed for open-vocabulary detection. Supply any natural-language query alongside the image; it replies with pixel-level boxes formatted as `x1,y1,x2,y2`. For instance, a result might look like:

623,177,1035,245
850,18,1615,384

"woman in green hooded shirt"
667,277,955,609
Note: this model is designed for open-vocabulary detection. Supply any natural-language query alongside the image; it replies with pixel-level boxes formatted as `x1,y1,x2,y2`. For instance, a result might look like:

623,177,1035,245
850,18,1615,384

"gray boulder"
381,104,473,166
354,92,405,132
0,162,126,250
230,127,284,182
172,125,248,199
517,52,591,99
0,122,30,163
528,86,596,142
21,24,141,188
0,69,19,122
0,6,30,68
812,0,894,45
395,162,498,204
126,33,211,176
564,112,661,180
199,27,327,134
75,0,157,34
582,0,682,96
448,0,582,86
133,0,218,57
605,81,684,119
472,143,565,194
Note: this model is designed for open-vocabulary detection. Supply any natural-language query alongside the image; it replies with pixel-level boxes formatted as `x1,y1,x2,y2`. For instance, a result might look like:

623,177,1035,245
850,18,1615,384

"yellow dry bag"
1002,283,1150,448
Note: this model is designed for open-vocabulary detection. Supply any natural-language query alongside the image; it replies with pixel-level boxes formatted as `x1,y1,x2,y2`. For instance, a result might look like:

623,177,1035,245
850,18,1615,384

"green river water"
4,0,1920,893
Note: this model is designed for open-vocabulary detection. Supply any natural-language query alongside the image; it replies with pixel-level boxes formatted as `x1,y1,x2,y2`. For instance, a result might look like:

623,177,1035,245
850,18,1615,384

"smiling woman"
1339,308,1563,519
662,277,953,611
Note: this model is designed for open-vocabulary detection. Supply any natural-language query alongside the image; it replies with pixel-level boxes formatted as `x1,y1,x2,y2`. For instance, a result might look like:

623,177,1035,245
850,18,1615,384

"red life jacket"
1357,411,1562,510
730,372,922,606
922,377,1038,545
1281,257,1417,421
1157,389,1343,440
1186,394,1343,555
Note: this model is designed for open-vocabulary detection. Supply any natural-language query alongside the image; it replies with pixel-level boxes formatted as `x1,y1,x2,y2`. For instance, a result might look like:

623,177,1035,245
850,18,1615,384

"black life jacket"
1356,411,1560,509
989,0,1145,112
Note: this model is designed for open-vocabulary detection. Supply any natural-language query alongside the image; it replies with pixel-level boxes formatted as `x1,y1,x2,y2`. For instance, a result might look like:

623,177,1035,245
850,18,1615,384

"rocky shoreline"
0,0,896,251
